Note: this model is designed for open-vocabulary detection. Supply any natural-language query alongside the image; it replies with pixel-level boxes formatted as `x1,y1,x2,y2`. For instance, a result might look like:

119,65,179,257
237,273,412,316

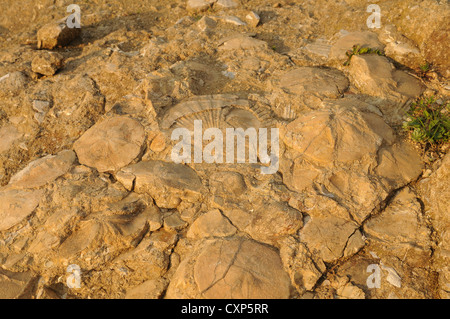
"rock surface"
166,237,292,298
74,116,145,172
37,17,81,49
31,51,64,76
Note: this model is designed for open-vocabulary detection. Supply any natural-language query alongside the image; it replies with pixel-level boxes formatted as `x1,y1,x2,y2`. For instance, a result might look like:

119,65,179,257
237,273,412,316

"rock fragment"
364,188,432,266
277,67,349,98
216,0,239,9
187,0,215,12
0,124,23,154
8,150,76,189
31,51,64,76
246,11,260,27
197,16,217,32
329,31,385,62
125,278,168,299
187,209,237,239
0,72,28,97
0,270,37,299
348,55,425,104
0,189,44,231
119,160,205,209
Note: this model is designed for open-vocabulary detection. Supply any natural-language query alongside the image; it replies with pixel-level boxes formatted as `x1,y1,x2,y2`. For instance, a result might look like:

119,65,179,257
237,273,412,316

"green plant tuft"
403,97,450,145
343,44,384,66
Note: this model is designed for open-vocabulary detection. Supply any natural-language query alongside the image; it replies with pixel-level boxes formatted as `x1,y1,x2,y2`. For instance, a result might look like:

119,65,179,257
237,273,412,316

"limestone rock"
375,143,423,189
197,16,217,32
0,124,22,153
419,154,450,275
0,72,29,97
37,17,81,50
0,189,44,231
300,214,361,263
165,237,292,298
218,198,303,245
74,116,145,172
8,150,75,189
280,105,423,223
125,278,168,299
31,51,64,76
219,36,268,51
279,237,326,293
187,209,237,239
58,202,158,260
277,67,349,98
216,0,238,9
364,188,432,266
329,31,384,62
0,269,37,299
379,25,424,69
164,213,188,232
119,160,205,209
187,0,215,12
246,11,260,27
209,171,247,196
348,55,425,116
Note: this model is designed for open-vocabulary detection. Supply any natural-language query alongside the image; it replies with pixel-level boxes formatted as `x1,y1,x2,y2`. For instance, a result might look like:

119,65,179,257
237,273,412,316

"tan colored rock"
149,132,166,152
246,11,260,27
364,188,432,266
119,160,205,209
348,55,425,116
209,171,247,196
160,94,249,130
73,116,145,172
0,124,22,153
300,215,362,263
0,71,29,97
0,188,44,231
187,209,236,239
187,0,215,12
125,278,168,299
219,36,268,51
333,276,366,299
166,237,292,298
114,230,175,280
58,204,157,260
8,150,75,189
282,107,381,165
277,67,349,98
197,16,217,32
279,237,326,293
216,0,238,9
375,143,423,189
280,104,423,223
31,51,64,76
219,199,303,245
424,25,450,77
164,213,188,232
329,31,384,62
0,269,37,299
37,17,81,50
379,25,424,69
